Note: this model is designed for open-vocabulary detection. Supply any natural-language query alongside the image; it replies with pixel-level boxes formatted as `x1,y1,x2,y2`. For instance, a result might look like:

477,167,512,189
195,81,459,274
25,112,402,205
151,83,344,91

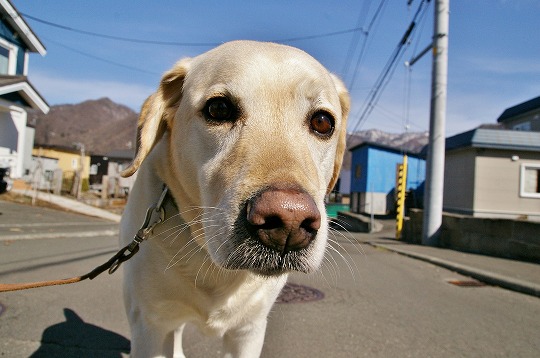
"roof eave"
471,143,540,153
0,0,46,55
0,80,49,113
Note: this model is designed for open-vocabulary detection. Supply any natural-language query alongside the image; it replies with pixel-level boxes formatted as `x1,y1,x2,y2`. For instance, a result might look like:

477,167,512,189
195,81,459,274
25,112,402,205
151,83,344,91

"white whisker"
329,227,366,257
326,240,357,279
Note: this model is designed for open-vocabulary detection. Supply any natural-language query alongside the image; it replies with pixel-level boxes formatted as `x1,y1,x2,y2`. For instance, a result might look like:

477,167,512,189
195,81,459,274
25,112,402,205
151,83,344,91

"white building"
0,0,49,179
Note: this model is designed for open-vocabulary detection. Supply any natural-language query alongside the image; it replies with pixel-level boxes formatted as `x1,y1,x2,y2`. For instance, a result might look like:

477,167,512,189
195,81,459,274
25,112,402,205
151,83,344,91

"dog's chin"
218,237,318,276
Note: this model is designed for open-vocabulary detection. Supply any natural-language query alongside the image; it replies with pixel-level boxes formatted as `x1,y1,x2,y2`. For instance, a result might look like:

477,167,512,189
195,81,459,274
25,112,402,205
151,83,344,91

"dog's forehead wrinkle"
190,45,336,100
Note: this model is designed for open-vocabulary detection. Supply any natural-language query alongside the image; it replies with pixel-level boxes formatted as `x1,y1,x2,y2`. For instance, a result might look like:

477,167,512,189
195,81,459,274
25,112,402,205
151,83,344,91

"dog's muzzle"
245,186,321,255
223,185,323,275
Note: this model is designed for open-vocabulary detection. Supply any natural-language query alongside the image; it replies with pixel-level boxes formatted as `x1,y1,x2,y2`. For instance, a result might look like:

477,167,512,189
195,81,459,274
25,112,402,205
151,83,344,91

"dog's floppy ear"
326,74,350,194
122,58,192,177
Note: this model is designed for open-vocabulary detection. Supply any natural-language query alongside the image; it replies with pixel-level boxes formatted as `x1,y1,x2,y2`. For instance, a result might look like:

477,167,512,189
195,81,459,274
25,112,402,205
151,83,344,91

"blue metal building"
349,142,425,215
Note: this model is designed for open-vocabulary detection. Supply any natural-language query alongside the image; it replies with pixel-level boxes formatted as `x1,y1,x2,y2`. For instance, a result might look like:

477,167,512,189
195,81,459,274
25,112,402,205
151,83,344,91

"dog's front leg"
222,319,267,358
130,320,176,358
173,324,187,358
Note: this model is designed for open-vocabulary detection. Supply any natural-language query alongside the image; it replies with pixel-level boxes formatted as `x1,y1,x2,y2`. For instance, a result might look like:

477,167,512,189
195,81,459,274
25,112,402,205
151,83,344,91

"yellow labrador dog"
120,40,349,358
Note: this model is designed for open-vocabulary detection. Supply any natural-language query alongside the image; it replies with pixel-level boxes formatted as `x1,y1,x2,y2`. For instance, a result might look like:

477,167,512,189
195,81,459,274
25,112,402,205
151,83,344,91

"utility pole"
73,142,85,200
422,0,450,246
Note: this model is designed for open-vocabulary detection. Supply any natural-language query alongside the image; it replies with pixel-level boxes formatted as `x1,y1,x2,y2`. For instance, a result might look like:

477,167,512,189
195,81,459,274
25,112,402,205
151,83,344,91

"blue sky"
15,0,540,136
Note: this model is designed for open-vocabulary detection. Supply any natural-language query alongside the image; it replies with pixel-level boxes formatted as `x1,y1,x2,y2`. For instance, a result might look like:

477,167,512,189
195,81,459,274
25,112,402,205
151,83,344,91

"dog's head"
123,41,350,276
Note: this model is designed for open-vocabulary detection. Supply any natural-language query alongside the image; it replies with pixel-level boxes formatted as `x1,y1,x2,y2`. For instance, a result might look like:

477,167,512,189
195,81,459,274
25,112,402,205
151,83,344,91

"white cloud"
29,71,155,111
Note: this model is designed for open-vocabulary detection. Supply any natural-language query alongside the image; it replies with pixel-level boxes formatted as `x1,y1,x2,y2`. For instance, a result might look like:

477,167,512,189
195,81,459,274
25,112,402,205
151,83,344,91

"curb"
12,189,122,223
371,243,540,298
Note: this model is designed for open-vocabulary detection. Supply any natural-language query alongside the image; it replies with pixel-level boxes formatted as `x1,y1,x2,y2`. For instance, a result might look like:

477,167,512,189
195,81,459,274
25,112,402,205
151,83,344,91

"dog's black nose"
246,186,321,254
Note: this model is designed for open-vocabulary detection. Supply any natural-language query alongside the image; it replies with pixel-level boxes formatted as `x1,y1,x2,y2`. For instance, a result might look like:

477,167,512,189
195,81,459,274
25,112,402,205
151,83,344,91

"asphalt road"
1,200,539,357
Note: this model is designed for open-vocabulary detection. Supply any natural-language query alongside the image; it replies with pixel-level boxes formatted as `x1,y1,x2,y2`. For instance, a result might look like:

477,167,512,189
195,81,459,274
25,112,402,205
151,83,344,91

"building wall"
443,148,476,213
406,154,426,193
350,145,425,214
0,19,27,75
359,192,389,215
0,110,16,152
350,148,368,193
30,155,59,190
474,149,540,219
0,110,17,173
33,148,90,179
0,15,46,180
339,169,351,195
501,108,540,132
0,107,29,178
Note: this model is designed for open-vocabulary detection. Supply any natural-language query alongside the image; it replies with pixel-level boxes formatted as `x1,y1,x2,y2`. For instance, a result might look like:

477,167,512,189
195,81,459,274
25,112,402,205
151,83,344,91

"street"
0,200,539,357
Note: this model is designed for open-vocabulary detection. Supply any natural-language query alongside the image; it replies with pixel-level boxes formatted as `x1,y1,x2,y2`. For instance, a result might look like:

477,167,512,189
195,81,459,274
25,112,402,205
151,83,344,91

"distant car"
0,167,11,194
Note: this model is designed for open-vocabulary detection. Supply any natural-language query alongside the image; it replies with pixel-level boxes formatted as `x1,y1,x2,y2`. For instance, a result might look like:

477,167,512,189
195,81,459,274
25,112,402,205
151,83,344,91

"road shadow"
30,308,130,357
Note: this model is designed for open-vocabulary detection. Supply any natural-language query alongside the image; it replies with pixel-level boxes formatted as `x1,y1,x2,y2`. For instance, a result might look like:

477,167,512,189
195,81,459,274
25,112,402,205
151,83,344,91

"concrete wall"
359,191,390,215
404,209,540,262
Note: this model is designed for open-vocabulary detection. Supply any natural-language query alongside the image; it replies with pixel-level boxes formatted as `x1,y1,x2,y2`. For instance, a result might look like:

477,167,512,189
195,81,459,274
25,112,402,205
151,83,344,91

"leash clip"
108,187,168,274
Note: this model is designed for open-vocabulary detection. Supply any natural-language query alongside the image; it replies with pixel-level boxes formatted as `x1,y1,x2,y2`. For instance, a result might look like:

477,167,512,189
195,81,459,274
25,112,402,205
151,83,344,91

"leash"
0,186,170,293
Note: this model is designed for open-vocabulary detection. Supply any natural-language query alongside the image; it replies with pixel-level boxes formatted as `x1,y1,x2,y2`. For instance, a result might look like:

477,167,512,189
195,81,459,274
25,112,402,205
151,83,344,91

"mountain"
341,129,429,170
32,97,138,155
347,129,429,152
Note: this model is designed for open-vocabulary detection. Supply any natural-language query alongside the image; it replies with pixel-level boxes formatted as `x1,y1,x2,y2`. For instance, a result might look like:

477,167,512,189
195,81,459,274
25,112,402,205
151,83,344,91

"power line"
21,13,219,47
43,36,161,76
21,12,365,46
341,0,373,78
22,10,370,77
276,27,364,43
347,0,431,136
346,0,388,90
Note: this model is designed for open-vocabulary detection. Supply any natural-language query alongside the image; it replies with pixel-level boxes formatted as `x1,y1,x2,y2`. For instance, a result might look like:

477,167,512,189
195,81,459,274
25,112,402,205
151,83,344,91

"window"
44,170,54,181
520,164,540,198
0,46,9,74
355,164,362,179
513,122,531,131
0,39,17,75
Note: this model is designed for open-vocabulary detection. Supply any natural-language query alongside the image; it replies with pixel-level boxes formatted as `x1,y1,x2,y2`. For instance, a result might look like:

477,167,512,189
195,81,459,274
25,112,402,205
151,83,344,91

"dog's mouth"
223,225,316,276
210,185,325,276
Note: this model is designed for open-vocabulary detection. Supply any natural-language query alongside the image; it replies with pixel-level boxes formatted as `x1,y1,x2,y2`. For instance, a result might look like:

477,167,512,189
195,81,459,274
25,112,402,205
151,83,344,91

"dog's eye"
204,97,236,122
310,111,334,137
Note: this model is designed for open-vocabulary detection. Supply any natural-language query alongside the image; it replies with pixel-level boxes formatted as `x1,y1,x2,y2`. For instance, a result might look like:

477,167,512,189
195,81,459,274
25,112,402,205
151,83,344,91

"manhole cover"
276,283,324,304
447,279,486,287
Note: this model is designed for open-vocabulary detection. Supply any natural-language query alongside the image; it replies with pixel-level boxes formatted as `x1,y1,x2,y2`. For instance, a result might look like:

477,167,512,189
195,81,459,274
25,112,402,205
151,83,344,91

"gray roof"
349,141,424,158
497,95,540,123
446,128,540,152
